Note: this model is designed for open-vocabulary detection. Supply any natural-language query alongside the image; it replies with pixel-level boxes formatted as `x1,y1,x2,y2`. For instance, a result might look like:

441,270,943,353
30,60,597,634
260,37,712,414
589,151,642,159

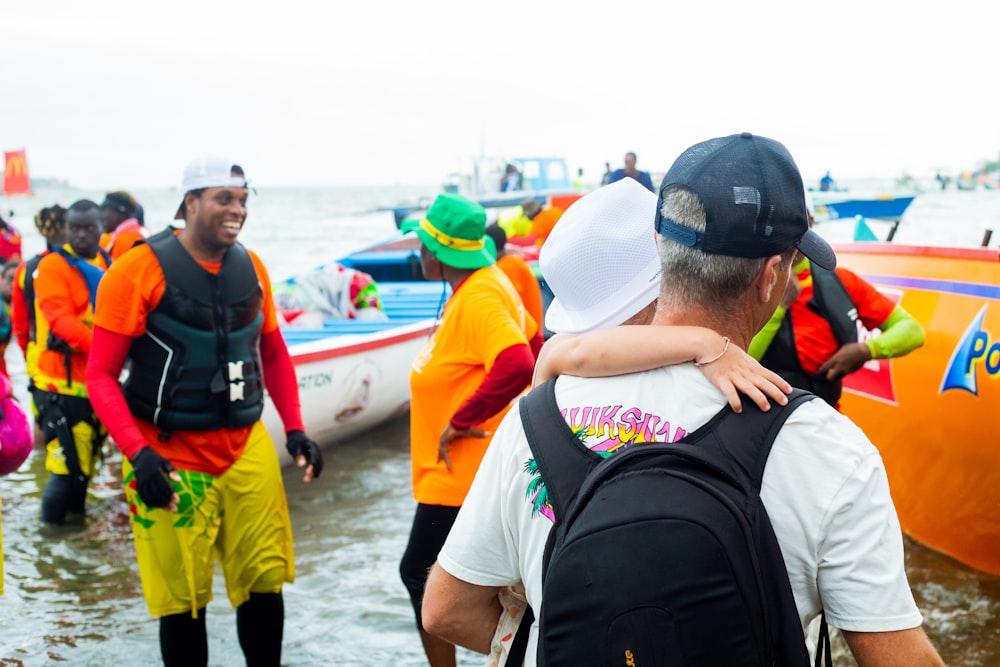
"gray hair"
656,185,772,311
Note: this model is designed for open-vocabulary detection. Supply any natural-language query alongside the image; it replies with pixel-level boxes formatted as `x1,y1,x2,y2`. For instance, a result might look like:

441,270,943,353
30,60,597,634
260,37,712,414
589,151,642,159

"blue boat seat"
280,316,434,345
277,277,450,346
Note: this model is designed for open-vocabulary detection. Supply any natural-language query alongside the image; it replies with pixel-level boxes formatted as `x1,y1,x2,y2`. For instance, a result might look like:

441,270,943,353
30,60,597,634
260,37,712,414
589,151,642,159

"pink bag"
0,374,32,476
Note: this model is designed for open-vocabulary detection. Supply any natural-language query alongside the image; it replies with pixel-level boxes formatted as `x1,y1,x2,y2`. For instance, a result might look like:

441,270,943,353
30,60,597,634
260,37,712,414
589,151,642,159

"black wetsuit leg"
236,592,284,667
398,503,461,630
39,394,90,524
159,610,208,667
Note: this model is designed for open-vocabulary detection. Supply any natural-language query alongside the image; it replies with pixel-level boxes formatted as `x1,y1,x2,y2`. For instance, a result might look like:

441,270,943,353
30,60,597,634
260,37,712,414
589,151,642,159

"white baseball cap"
540,178,661,334
174,156,248,219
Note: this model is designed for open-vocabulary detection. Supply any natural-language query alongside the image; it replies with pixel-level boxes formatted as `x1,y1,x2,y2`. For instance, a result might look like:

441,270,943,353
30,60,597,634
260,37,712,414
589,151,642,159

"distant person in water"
819,170,836,192
600,161,612,185
33,199,111,525
606,151,654,192
99,190,150,261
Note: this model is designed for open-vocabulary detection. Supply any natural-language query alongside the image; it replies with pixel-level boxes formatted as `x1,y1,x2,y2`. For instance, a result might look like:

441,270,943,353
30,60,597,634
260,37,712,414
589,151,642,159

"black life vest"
123,229,265,431
760,264,859,407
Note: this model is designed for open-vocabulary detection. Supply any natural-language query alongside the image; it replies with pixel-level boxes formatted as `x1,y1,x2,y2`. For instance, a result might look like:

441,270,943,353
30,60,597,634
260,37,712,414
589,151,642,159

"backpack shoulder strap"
518,378,604,523
747,390,816,496
678,389,815,517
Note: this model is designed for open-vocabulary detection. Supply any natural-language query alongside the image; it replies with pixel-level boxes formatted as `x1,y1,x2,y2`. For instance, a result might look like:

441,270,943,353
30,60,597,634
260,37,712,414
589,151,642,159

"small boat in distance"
811,193,916,222
379,155,582,228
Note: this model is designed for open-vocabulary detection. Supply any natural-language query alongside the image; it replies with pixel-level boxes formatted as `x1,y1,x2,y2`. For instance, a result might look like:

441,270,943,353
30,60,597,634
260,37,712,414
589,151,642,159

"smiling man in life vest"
87,157,323,667
33,199,110,525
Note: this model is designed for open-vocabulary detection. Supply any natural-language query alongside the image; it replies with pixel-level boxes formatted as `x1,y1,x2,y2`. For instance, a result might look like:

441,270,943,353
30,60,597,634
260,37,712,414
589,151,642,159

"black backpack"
507,379,828,667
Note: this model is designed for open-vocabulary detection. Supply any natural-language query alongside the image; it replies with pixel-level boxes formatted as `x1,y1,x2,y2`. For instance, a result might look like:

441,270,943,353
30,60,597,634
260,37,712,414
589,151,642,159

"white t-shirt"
438,365,922,665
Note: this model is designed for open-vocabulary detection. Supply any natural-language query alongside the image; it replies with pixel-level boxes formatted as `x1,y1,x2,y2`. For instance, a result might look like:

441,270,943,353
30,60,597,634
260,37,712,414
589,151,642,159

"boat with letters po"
832,241,1000,575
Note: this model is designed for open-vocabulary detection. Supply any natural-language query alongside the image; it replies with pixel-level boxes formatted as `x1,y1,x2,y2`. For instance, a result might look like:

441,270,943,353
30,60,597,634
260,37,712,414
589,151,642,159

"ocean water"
0,184,998,666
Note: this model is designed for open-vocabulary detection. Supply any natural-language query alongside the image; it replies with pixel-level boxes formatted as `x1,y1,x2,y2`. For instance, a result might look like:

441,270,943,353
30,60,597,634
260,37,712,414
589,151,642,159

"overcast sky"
3,0,997,189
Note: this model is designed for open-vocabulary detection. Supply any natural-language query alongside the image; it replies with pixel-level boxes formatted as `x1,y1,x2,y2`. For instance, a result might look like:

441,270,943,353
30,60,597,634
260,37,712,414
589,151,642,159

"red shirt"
790,266,896,375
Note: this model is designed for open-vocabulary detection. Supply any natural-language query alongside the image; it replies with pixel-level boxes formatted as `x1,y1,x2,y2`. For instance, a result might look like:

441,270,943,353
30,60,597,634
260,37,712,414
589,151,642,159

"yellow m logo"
5,153,27,177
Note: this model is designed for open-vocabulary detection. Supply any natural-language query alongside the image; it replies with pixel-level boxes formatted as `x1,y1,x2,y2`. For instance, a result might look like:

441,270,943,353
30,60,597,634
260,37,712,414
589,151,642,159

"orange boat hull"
833,242,1000,575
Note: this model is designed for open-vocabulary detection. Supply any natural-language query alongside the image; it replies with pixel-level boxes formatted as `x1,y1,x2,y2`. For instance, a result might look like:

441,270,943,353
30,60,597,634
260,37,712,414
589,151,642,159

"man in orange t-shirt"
33,199,110,525
485,223,543,332
86,157,322,667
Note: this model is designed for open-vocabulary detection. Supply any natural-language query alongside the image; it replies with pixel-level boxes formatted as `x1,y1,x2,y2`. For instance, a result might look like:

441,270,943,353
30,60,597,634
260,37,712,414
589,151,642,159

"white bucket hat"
540,178,661,334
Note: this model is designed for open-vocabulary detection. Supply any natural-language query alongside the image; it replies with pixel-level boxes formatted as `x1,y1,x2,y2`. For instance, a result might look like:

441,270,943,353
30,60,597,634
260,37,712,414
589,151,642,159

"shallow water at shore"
3,412,999,666
1,183,999,665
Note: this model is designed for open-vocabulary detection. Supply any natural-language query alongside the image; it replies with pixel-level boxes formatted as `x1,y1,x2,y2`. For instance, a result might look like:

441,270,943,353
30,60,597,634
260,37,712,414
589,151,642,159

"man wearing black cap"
99,190,149,261
422,134,943,666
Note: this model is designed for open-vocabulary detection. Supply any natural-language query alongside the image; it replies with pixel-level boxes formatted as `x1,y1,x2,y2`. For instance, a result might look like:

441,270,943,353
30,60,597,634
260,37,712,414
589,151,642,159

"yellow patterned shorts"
123,422,295,618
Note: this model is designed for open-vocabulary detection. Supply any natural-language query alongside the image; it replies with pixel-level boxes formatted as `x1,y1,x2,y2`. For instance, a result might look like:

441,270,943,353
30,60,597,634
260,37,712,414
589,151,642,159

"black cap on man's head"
100,191,137,218
654,133,836,270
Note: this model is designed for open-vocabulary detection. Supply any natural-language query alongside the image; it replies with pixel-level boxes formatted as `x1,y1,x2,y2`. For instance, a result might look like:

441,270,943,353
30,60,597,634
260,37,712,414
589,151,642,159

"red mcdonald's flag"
3,150,32,195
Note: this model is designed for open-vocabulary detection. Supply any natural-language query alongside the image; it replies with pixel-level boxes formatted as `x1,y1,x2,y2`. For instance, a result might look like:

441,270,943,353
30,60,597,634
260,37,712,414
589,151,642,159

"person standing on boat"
600,161,612,185
819,170,836,192
86,157,322,667
99,190,150,261
500,163,522,192
606,151,654,192
32,199,111,525
398,192,540,667
748,204,926,408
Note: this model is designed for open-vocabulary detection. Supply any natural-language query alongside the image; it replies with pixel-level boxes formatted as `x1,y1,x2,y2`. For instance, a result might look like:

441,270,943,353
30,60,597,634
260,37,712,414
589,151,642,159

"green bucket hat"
400,193,494,269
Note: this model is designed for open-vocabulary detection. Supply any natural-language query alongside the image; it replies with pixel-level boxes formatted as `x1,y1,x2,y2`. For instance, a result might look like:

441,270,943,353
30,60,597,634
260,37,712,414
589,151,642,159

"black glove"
285,430,323,478
129,447,177,508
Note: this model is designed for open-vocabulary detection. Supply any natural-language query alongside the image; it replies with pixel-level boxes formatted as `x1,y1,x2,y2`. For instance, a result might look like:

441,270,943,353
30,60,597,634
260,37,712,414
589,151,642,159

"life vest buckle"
229,381,245,402
227,361,245,381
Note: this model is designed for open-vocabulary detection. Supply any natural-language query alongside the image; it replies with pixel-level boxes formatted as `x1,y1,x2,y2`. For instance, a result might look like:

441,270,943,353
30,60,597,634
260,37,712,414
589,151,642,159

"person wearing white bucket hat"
533,177,791,413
